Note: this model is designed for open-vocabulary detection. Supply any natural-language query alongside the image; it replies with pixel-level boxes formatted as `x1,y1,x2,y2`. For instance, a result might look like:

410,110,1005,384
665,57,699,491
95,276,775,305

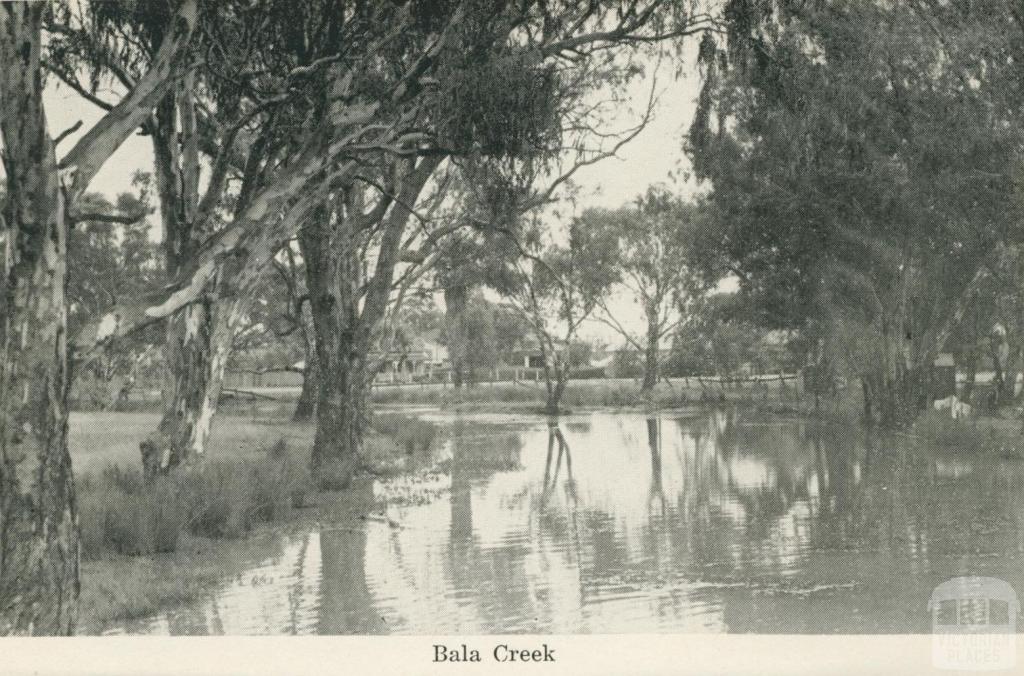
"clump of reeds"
77,438,312,559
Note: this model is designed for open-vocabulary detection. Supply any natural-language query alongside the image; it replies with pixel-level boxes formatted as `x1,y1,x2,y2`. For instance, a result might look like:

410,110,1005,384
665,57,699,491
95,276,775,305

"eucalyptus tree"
289,0,716,486
584,186,708,393
975,246,1024,407
434,228,521,387
49,0,374,472
67,190,162,409
504,218,619,414
688,0,1024,425
262,242,318,421
65,1,716,485
0,0,198,634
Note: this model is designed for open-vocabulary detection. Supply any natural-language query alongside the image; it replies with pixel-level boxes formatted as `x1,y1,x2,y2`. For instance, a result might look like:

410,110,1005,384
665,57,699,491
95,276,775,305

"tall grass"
361,412,442,476
370,411,437,451
78,438,312,560
78,467,182,557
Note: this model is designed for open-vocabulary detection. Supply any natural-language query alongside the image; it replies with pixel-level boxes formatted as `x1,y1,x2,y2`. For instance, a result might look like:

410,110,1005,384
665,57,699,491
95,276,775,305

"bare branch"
45,64,115,111
53,120,83,147
68,209,147,226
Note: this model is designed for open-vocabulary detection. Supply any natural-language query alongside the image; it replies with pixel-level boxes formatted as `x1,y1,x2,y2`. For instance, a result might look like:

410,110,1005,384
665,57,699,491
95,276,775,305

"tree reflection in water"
116,410,1024,635
647,416,666,515
542,420,575,505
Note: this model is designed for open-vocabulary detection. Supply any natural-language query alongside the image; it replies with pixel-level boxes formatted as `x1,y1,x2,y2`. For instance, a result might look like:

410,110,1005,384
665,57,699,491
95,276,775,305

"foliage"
610,348,643,379
580,186,711,388
668,293,797,377
686,0,1024,422
501,214,620,410
65,187,163,409
66,190,158,328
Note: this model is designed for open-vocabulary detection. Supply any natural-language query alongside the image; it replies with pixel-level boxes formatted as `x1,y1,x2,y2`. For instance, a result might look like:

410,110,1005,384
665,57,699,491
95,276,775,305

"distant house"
286,338,449,386
508,336,568,369
589,348,616,370
513,348,547,369
375,334,449,383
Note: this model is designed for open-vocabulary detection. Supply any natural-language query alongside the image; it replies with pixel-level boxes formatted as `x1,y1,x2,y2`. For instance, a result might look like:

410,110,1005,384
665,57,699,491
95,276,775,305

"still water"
113,410,1024,634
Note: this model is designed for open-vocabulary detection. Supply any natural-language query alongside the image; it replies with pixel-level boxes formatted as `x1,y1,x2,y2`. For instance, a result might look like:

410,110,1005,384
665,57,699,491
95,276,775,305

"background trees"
666,293,797,381
288,0,713,484
67,190,161,410
687,0,1024,425
505,218,618,413
583,186,707,392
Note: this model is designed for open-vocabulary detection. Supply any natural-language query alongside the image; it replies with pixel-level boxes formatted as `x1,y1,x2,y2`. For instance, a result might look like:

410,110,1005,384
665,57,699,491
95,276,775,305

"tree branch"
67,209,147,226
53,119,83,147
59,0,199,205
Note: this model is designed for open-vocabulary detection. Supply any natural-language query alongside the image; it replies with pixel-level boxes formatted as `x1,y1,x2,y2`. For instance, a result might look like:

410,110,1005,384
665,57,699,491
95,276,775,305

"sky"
43,49,707,347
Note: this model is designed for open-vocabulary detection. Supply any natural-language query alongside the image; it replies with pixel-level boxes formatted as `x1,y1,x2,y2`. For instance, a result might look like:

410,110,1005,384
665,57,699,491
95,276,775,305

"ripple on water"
111,411,1024,635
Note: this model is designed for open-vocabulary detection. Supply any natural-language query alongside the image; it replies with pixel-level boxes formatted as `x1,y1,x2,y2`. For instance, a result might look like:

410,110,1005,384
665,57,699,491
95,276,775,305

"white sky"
43,48,707,347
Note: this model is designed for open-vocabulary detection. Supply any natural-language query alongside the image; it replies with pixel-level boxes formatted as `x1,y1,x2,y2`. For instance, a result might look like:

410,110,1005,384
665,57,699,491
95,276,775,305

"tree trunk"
301,204,365,489
444,285,470,389
141,300,236,477
542,350,568,415
544,381,565,415
862,363,923,429
990,334,1007,407
293,357,319,422
0,3,79,634
861,377,873,423
310,345,367,489
292,305,319,422
302,159,441,486
641,328,659,394
1000,340,1020,406
142,88,215,476
962,346,978,401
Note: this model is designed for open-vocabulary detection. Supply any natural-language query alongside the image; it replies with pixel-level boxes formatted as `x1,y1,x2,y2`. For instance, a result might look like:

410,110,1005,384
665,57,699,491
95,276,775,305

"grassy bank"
71,411,420,634
371,378,803,411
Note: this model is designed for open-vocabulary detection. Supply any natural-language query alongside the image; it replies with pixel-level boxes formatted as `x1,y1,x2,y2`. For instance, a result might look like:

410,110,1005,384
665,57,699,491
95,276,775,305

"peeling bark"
140,81,218,477
141,292,245,476
73,134,364,355
59,0,198,205
0,3,78,635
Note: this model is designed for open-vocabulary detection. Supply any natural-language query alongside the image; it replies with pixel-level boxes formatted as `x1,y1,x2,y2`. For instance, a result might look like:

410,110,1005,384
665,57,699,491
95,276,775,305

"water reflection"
116,411,1024,635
